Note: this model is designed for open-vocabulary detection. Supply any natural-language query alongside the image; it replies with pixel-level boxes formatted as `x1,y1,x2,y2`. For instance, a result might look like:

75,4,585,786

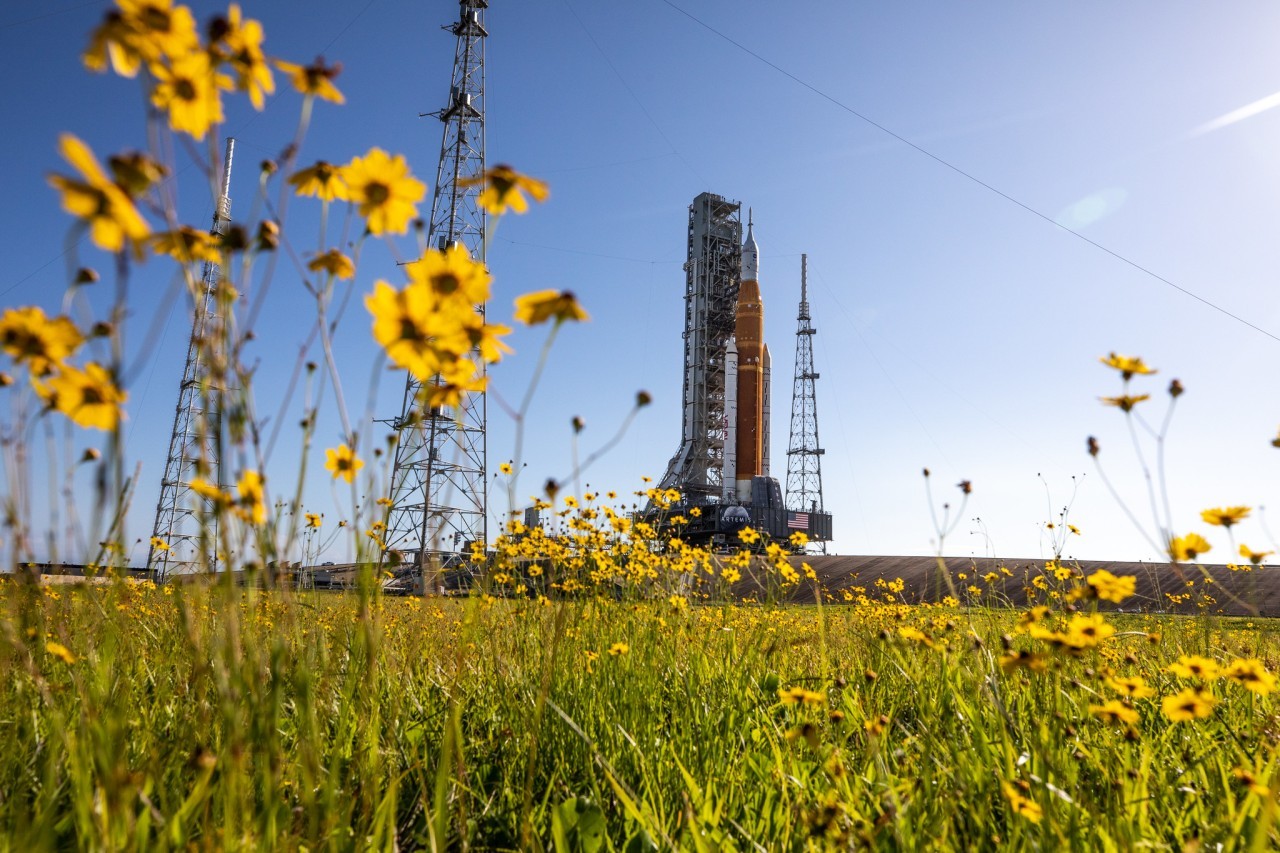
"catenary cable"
658,0,1280,345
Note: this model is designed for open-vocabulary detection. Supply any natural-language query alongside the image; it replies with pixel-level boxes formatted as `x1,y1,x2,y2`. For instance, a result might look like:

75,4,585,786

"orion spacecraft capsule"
731,212,769,501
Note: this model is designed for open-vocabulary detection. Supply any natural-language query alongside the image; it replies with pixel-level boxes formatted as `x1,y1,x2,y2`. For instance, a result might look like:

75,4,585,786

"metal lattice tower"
785,254,826,550
148,139,235,579
381,1,488,572
659,193,742,501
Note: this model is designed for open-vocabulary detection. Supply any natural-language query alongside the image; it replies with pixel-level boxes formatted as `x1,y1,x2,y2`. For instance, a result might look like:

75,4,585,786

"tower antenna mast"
381,1,489,587
149,138,235,580
785,254,827,553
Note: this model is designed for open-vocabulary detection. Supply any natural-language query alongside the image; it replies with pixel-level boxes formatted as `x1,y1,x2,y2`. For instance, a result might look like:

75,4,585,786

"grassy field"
3,575,1279,850
5,4,1278,848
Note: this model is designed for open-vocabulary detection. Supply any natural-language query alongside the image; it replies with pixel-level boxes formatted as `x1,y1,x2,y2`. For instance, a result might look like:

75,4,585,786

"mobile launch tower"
657,192,832,548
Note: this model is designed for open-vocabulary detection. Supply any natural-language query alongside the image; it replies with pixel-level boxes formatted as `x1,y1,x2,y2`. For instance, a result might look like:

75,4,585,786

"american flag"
787,512,809,530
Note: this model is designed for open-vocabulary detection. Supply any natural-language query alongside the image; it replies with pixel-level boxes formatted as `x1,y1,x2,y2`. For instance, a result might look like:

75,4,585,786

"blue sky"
4,1,1280,565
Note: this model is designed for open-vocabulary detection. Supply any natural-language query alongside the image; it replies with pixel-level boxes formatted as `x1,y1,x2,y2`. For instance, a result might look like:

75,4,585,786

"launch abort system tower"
656,193,831,549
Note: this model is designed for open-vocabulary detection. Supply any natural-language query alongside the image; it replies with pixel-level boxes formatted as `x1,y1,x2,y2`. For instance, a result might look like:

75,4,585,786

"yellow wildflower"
107,151,166,197
307,249,356,280
275,57,344,104
1223,659,1276,695
405,244,491,304
83,0,199,78
1106,675,1155,699
0,307,83,375
47,134,150,253
1017,606,1050,631
1065,612,1114,647
1200,506,1251,528
499,462,513,475
513,289,590,326
46,642,77,665
1168,655,1221,680
777,686,825,706
1239,544,1273,566
420,359,486,409
149,50,233,140
341,148,425,235
898,626,933,647
152,226,221,264
36,362,127,431
1086,569,1136,603
1001,783,1042,824
325,445,363,483
1089,700,1139,725
365,280,447,379
1100,394,1150,413
1162,688,1216,722
608,642,629,657
737,526,760,545
1100,352,1156,379
460,164,548,215
209,3,274,109
304,512,322,528
235,469,266,524
1168,533,1211,562
441,316,512,365
188,477,227,504
999,650,1047,674
789,530,809,549
1232,767,1271,797
288,161,349,201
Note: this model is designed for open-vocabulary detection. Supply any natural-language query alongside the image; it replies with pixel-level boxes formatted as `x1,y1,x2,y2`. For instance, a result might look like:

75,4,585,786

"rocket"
732,212,769,501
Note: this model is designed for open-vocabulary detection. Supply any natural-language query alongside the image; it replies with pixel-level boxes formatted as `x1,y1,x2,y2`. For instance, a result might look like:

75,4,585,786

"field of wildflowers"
4,576,1280,849
3,2,1280,849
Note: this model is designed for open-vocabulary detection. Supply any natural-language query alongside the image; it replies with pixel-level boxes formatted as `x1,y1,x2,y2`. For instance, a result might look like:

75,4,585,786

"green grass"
3,577,1279,850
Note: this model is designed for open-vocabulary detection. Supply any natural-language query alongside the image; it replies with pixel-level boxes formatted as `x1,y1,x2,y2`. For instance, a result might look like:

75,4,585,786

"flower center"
398,318,424,343
365,182,390,205
141,7,171,31
176,78,197,101
431,272,460,295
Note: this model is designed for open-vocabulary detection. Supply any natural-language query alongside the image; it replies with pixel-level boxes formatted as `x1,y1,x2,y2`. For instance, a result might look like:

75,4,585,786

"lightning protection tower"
785,254,828,552
382,0,488,577
149,138,235,580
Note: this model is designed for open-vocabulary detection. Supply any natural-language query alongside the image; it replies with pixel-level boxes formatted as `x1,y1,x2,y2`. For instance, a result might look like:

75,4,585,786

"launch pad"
654,193,833,550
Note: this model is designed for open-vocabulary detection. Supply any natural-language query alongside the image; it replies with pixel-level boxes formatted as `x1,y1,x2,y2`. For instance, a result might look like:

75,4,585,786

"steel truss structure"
659,192,742,502
381,1,489,573
148,139,235,579
785,254,827,551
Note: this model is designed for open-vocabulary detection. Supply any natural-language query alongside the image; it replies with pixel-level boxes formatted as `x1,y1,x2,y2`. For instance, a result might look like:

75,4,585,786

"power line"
499,237,679,264
658,0,1280,345
561,0,706,185
538,151,678,174
0,1,106,32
